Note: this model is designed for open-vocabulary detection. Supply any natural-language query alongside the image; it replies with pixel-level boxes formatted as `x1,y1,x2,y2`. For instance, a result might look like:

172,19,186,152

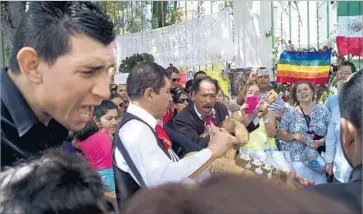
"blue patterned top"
279,104,331,162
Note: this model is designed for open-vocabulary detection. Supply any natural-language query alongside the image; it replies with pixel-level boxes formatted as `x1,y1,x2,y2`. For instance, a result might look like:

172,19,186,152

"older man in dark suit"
168,77,229,157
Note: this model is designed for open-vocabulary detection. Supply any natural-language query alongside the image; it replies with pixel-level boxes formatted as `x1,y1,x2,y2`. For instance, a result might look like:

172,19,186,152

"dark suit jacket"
307,164,362,213
168,102,229,157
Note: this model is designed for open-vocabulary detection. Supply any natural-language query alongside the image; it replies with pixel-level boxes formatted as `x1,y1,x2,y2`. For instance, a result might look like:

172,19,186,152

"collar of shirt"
193,103,216,120
1,68,39,137
127,103,158,129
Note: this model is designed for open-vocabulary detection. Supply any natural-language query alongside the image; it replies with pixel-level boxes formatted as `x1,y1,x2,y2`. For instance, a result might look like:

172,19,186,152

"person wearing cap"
237,67,286,120
114,73,130,111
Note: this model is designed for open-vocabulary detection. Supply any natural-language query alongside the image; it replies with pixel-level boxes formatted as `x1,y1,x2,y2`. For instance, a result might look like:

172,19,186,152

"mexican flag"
336,1,363,56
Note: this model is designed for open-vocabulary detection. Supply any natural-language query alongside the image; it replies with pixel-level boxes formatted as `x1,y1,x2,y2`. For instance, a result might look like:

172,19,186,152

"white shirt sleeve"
114,120,212,188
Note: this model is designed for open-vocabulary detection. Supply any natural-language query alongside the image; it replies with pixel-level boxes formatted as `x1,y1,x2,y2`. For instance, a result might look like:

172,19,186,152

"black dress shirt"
307,164,362,213
1,68,68,169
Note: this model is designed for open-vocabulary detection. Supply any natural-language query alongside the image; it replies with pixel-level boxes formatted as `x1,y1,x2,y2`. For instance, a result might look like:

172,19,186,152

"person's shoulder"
120,119,151,133
315,103,330,113
307,182,362,212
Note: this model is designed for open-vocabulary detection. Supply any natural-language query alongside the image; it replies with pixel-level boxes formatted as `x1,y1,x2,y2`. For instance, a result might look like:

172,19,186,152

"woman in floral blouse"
279,81,330,184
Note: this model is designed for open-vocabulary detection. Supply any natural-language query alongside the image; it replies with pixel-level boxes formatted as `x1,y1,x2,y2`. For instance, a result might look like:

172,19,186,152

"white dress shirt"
115,103,213,188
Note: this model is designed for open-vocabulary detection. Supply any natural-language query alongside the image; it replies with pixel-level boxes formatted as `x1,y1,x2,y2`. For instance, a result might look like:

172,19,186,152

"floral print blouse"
279,104,331,162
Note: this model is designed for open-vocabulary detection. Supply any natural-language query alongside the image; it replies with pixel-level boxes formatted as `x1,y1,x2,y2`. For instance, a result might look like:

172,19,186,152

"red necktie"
203,115,217,126
155,125,172,150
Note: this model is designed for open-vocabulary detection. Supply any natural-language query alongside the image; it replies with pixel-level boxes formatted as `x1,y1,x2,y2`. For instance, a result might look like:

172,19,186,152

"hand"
286,170,315,189
248,71,258,82
207,124,239,159
293,133,306,144
257,101,269,117
311,140,323,150
325,163,333,177
240,103,249,111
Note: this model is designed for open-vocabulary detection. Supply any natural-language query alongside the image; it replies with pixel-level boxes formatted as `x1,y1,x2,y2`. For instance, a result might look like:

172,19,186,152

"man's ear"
144,88,153,101
340,118,356,150
16,47,43,84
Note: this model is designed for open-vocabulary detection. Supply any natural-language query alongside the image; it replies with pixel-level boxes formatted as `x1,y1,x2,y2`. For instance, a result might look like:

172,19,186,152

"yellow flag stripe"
277,64,330,73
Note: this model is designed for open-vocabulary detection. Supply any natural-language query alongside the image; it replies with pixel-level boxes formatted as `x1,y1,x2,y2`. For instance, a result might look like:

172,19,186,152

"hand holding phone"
244,96,259,115
264,89,279,104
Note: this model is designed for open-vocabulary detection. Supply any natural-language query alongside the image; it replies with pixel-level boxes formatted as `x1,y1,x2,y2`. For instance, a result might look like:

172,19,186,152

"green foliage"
99,1,152,34
118,53,155,73
152,1,183,29
100,1,183,34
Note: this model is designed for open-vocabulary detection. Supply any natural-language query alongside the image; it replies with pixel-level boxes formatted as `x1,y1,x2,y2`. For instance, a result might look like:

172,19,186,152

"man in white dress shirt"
113,62,240,190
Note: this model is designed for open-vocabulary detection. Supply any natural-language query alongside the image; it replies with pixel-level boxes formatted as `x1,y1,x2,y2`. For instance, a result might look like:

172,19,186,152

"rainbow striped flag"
276,49,332,84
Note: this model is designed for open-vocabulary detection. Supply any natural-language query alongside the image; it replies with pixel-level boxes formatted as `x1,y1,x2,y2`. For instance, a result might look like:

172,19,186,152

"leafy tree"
152,1,183,29
118,53,155,73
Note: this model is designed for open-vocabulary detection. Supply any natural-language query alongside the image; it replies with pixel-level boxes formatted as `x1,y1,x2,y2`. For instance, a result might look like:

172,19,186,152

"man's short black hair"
9,1,115,74
339,70,362,138
127,62,170,101
194,71,207,79
338,61,357,73
191,77,220,95
0,148,107,214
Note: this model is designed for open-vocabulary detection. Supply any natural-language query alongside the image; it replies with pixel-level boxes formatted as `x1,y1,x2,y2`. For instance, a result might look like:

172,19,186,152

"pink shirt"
78,129,113,169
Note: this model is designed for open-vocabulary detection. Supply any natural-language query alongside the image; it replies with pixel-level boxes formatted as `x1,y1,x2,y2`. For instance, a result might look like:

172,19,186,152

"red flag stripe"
336,36,363,57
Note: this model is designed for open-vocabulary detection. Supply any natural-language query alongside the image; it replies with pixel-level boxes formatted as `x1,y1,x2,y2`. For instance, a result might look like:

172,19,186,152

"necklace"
298,103,315,114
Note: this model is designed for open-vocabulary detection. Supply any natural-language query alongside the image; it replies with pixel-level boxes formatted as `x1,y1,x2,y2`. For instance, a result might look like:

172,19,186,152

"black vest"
112,112,170,208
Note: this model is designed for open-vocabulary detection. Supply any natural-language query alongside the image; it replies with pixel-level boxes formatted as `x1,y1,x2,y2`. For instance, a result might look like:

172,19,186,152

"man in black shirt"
1,2,116,168
308,70,362,212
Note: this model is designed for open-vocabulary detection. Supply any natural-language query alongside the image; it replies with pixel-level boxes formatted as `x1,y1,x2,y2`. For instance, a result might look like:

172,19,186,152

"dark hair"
191,77,220,95
339,70,362,138
185,80,194,93
10,1,115,74
194,71,207,79
166,63,179,75
290,81,316,106
110,93,122,100
338,61,357,73
127,62,170,101
121,174,354,214
0,148,107,214
93,100,118,119
73,120,99,141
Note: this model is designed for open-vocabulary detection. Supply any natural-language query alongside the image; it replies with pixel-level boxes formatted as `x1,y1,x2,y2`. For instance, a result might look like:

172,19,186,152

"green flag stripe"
278,59,331,66
338,1,362,16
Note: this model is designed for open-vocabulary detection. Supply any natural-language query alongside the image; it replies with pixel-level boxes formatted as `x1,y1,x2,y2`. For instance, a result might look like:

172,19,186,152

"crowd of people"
0,2,362,214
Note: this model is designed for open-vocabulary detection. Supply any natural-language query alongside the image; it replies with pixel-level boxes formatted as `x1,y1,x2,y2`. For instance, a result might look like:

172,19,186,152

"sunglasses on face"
172,78,180,82
176,98,191,104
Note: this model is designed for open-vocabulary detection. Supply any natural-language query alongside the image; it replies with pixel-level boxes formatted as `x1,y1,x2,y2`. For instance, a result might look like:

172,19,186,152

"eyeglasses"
337,71,352,76
176,98,191,104
172,78,180,82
